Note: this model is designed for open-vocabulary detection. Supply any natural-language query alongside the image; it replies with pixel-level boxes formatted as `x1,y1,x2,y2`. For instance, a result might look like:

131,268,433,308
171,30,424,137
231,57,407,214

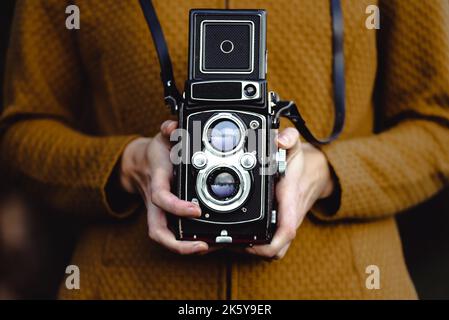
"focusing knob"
276,148,287,175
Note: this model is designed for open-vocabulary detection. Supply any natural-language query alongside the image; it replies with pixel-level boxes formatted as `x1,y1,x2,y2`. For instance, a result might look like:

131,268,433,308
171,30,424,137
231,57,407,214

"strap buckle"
162,77,181,114
164,95,179,113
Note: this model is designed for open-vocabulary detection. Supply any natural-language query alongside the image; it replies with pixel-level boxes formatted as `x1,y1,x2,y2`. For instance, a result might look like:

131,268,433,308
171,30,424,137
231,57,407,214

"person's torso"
60,0,417,300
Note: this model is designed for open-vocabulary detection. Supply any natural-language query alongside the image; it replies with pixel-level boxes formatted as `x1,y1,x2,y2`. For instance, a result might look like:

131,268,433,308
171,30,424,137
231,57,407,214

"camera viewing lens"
208,120,241,152
207,168,240,201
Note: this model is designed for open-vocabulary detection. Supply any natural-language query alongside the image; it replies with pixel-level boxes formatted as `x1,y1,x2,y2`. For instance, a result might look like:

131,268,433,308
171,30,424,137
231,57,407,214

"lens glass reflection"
208,120,241,152
207,169,240,201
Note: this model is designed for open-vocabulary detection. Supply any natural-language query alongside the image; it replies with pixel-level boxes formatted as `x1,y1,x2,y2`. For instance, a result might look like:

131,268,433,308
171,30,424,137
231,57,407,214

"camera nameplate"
190,81,261,102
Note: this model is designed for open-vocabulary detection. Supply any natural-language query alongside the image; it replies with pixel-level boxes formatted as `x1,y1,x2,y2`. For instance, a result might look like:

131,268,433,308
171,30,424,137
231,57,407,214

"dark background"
0,1,448,299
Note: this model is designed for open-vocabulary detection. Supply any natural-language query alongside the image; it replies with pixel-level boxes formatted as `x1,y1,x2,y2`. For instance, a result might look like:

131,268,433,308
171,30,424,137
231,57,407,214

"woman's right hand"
119,120,210,255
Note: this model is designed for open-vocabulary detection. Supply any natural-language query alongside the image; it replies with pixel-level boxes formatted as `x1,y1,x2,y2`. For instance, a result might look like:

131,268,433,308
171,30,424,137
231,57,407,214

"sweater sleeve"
0,0,140,219
312,0,449,221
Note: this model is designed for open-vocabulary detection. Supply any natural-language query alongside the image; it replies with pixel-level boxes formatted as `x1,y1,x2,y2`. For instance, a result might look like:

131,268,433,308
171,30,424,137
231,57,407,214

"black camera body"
170,9,285,244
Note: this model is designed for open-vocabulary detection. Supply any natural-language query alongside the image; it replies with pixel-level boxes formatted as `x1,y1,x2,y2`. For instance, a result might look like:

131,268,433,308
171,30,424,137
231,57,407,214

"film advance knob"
276,148,287,175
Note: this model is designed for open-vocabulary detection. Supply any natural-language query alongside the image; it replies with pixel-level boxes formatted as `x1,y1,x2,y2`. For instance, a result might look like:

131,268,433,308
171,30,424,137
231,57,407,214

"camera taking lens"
207,168,240,201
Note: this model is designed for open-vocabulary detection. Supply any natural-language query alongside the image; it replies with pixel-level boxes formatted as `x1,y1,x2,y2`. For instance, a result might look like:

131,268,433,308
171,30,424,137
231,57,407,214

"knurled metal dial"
276,148,287,175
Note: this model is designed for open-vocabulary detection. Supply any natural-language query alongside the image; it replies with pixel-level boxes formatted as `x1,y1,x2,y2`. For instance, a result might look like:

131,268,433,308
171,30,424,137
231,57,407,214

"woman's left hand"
245,127,335,259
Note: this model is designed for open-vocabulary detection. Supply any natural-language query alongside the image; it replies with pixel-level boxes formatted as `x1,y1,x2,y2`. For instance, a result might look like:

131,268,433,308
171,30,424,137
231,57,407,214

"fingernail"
278,134,288,145
189,205,202,216
194,242,208,252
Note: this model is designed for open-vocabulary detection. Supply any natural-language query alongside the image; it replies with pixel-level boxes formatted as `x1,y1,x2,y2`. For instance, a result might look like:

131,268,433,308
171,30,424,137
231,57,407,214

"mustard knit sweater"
1,0,449,299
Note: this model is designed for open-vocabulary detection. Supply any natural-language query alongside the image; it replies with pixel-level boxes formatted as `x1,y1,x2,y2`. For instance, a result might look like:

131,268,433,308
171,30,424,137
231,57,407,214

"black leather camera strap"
273,0,345,145
139,0,346,145
139,0,182,113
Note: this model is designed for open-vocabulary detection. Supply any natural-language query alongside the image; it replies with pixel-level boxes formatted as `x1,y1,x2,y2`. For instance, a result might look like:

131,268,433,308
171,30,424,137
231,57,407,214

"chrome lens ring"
196,164,251,212
202,113,246,156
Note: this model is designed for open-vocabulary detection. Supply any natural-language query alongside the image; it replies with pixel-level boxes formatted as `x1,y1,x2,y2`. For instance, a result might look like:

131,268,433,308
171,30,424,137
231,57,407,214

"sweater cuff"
311,160,342,220
99,135,142,219
310,141,353,221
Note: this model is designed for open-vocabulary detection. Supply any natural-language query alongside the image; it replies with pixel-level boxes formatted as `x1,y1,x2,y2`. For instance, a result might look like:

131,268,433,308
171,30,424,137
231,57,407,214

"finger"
245,191,300,259
153,132,173,151
157,126,178,151
277,127,300,149
197,245,225,256
148,203,209,255
161,120,178,138
228,247,253,257
151,165,201,217
245,224,295,259
152,188,202,218
160,120,175,133
276,243,291,260
154,226,209,255
277,140,303,176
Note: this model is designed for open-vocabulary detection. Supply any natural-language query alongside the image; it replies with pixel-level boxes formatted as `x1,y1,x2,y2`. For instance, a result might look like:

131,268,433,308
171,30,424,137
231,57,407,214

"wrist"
318,151,335,199
120,137,152,194
320,175,335,199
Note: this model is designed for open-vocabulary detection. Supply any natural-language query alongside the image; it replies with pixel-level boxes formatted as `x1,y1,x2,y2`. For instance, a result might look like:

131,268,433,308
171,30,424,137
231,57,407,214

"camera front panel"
172,108,276,244
185,110,267,224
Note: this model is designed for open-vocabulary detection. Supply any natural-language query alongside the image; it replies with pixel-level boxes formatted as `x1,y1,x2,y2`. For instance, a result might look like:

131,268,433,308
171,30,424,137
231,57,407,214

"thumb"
277,127,300,150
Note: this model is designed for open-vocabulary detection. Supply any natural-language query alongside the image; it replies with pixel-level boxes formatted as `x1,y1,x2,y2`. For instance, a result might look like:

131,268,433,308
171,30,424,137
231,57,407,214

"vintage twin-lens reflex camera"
139,0,344,245
170,9,286,244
